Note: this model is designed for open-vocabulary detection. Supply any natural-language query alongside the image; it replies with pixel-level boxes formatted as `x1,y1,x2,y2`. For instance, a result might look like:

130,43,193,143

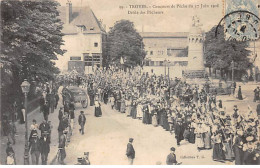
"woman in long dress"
212,131,225,162
136,103,143,119
120,97,126,113
238,86,243,100
188,122,196,144
152,111,158,127
94,99,102,117
131,99,137,119
195,122,205,150
232,130,244,165
204,123,212,149
126,98,131,116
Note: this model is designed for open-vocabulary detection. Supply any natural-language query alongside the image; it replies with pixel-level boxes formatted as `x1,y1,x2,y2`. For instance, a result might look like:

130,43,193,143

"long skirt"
233,146,243,165
131,106,137,119
183,129,190,140
117,101,121,111
196,134,205,148
188,128,196,144
223,142,234,160
120,102,126,113
213,143,225,161
136,108,142,118
152,115,158,126
126,106,131,116
95,107,102,117
160,114,164,126
204,132,212,149
142,112,149,124
163,117,169,131
90,95,94,106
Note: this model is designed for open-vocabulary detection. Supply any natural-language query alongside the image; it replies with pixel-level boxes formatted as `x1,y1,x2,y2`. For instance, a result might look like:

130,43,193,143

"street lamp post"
168,60,170,84
21,79,30,165
231,60,234,95
164,59,167,79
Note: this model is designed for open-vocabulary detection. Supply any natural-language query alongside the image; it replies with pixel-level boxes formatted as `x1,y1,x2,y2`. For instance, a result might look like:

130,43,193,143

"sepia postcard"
1,0,260,166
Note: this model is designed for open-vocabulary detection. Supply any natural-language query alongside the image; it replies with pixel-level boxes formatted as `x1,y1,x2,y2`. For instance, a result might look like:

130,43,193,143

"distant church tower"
187,15,205,73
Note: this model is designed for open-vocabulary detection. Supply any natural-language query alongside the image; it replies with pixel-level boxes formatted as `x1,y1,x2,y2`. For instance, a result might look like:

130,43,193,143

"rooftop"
140,32,188,38
58,6,105,34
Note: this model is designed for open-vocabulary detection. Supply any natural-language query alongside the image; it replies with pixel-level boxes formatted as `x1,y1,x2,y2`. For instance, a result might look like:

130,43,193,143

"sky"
57,0,224,32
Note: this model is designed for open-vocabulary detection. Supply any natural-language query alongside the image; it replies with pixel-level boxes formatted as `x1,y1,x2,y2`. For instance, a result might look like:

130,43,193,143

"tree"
204,25,251,79
107,20,146,68
1,0,65,115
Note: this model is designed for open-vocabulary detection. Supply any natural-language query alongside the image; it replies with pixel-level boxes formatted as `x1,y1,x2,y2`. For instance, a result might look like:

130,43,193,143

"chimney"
66,0,72,24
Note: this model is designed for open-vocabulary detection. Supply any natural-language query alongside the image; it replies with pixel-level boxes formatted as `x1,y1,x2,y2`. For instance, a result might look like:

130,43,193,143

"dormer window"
76,25,86,33
90,27,94,30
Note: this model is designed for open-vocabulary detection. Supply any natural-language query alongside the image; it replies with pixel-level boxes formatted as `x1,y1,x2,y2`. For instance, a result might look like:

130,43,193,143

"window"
90,27,94,30
70,56,81,61
150,61,154,66
94,43,98,47
160,61,163,66
150,51,153,55
145,60,150,66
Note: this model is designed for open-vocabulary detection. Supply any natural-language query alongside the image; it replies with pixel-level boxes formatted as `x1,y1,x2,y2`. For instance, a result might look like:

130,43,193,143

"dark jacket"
39,136,50,154
58,110,63,121
58,120,67,132
126,143,135,159
29,138,41,154
166,153,177,165
78,114,86,125
43,104,49,115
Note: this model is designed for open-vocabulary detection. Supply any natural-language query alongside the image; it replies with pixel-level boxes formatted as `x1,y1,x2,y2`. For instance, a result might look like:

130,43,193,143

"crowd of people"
81,67,260,165
3,66,260,165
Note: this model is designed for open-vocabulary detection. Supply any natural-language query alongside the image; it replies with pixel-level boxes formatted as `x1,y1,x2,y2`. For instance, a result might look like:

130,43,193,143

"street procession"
1,0,260,166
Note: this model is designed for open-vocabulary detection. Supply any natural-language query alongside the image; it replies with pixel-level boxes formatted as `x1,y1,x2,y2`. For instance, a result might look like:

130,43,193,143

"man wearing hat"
58,130,67,165
39,131,50,165
39,119,50,138
126,138,135,165
78,111,86,135
29,133,41,165
166,147,178,165
175,118,184,146
42,101,50,121
58,107,64,121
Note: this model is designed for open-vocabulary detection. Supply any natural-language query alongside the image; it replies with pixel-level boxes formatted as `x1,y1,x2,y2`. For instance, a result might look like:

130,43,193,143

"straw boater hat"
246,136,254,142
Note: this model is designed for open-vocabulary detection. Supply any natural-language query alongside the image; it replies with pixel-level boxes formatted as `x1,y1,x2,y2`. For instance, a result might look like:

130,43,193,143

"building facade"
141,16,206,78
55,1,106,73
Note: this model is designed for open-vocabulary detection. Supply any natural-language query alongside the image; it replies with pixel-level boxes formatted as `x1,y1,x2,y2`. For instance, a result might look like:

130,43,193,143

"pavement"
0,82,259,165
0,87,64,165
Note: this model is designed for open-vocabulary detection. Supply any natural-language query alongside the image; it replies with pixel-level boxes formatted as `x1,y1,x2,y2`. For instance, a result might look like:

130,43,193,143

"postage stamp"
224,0,259,41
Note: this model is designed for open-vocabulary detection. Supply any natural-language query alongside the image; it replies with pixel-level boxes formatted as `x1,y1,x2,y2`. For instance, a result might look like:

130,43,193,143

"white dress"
136,104,143,118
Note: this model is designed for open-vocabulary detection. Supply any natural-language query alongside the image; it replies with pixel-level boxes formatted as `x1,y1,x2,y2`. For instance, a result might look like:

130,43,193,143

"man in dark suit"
166,147,178,165
126,138,135,165
42,101,49,121
39,119,50,138
78,111,86,135
39,131,50,165
29,133,41,165
175,118,184,146
58,131,67,165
